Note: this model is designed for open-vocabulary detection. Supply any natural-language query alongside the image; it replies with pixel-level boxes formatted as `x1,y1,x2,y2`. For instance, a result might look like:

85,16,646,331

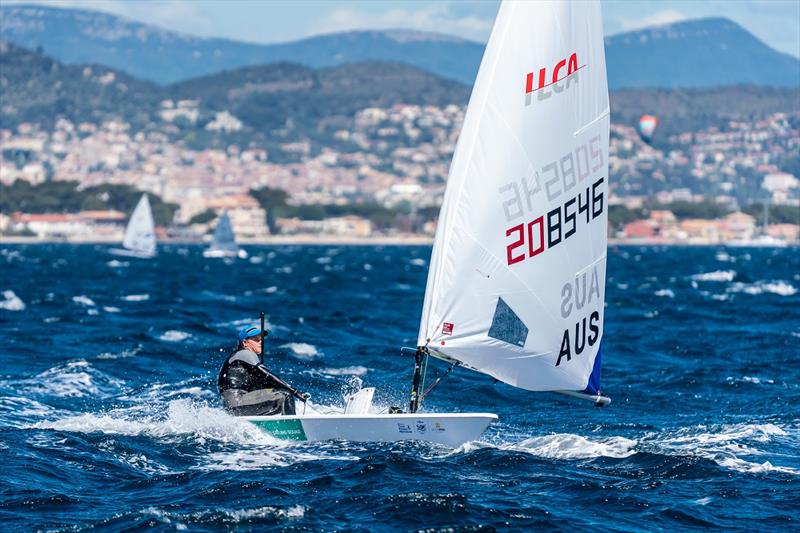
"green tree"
250,187,289,234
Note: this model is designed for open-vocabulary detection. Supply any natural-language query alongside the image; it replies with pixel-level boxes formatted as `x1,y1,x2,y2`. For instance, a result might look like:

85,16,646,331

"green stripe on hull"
250,418,308,441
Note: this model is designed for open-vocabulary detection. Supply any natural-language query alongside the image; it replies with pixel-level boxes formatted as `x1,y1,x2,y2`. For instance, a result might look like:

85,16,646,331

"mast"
414,0,611,401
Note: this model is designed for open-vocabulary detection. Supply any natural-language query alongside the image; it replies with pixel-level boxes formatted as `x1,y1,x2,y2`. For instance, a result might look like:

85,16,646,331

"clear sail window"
488,298,529,347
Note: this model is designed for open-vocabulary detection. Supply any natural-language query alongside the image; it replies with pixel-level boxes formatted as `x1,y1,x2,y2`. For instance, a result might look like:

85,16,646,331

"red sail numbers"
525,52,583,97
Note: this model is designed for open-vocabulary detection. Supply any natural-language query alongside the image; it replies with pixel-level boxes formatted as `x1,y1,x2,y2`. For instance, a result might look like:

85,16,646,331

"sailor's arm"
255,363,310,401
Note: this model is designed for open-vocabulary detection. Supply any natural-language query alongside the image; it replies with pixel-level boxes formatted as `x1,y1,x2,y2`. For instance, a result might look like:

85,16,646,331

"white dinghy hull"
244,413,497,448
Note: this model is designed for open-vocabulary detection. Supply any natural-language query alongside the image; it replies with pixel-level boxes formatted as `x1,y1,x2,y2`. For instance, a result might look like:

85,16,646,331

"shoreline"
1,235,796,247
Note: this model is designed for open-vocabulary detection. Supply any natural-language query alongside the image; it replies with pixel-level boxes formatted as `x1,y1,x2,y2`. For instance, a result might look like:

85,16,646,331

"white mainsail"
417,0,610,394
204,211,243,257
122,194,156,256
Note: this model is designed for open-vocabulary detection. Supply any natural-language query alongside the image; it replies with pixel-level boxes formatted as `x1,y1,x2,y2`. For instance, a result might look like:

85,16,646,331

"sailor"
217,325,309,416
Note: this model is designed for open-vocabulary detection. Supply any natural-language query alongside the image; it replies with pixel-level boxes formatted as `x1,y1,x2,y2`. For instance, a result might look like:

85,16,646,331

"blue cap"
238,325,262,342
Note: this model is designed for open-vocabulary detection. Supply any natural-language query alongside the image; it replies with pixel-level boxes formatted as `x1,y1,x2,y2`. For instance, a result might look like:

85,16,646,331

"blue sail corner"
583,344,603,395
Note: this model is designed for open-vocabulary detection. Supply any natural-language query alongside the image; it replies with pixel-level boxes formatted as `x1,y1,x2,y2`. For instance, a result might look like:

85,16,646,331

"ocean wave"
646,423,798,476
281,343,319,357
692,270,736,282
321,366,369,377
122,293,150,302
727,281,797,296
0,290,25,311
654,289,675,298
726,376,775,385
106,260,129,268
160,330,191,342
140,504,305,528
97,346,141,360
452,434,637,460
34,399,274,445
0,396,57,427
21,360,124,398
72,295,96,306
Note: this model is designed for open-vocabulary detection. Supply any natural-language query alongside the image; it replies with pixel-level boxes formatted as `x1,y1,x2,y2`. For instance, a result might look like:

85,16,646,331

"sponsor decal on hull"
251,418,308,441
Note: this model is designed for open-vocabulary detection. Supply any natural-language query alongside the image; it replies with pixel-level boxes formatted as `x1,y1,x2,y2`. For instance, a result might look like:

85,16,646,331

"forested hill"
1,41,797,143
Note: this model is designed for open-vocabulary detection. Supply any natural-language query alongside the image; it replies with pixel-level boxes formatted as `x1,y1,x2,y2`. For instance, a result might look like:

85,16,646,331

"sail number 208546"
498,136,605,266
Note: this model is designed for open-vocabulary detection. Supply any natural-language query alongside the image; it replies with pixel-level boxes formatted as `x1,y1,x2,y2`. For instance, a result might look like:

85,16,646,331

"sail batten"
417,0,610,394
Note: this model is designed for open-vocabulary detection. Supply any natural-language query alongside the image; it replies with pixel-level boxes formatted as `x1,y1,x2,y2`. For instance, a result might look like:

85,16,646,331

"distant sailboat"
110,194,157,258
204,211,247,258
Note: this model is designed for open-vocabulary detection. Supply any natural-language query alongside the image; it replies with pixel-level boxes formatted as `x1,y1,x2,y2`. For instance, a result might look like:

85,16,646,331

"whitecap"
726,376,776,385
123,293,150,302
507,434,637,460
227,505,305,520
97,346,140,360
692,270,735,282
34,399,272,444
320,366,369,377
249,256,264,264
647,422,798,475
103,306,121,313
410,258,426,266
0,396,56,427
654,289,675,298
107,260,129,268
0,290,25,311
72,295,96,306
281,343,319,357
316,256,332,264
448,434,637,460
22,360,124,398
728,281,797,296
160,330,191,342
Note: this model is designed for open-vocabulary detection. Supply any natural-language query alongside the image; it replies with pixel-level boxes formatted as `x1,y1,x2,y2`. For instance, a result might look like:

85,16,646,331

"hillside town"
1,100,798,244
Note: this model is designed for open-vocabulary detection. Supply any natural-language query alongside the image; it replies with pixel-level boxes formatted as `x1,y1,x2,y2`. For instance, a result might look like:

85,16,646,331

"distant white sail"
417,0,610,394
122,194,156,256
204,211,245,258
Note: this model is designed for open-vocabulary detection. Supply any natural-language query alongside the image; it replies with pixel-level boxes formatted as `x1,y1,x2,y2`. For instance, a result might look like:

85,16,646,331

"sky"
7,0,800,58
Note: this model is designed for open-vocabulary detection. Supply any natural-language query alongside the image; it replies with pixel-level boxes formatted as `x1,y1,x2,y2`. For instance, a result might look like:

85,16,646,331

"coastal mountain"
2,41,796,137
605,17,800,89
2,4,799,89
0,4,483,85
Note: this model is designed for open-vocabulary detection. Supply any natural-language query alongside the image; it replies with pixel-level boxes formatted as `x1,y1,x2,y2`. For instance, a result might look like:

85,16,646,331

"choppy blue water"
1,244,798,531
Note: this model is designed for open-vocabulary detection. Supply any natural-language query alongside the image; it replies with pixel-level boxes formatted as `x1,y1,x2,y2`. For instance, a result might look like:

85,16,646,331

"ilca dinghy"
110,194,157,258
204,211,248,259
245,0,611,447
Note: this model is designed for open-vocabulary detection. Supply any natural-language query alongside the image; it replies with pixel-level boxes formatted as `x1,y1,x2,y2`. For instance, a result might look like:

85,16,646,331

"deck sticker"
397,423,412,434
251,419,308,441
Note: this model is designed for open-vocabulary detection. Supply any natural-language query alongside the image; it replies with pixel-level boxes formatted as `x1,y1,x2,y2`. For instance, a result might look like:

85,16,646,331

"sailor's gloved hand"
298,392,311,402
